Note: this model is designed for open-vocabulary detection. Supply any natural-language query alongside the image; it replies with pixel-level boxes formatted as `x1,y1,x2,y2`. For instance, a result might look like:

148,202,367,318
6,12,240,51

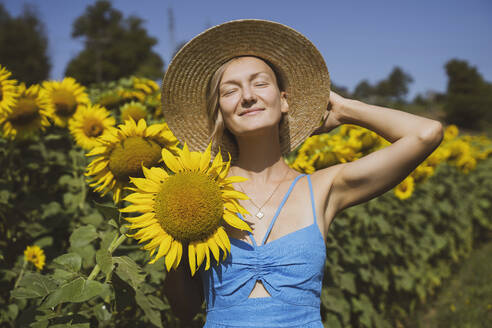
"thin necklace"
234,168,290,220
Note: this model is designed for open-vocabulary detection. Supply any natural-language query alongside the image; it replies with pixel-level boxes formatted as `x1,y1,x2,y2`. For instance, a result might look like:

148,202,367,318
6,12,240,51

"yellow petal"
218,153,231,180
120,204,154,213
196,242,206,269
217,226,231,255
189,243,197,276
190,151,202,171
207,238,220,262
199,142,213,172
124,212,155,223
165,240,178,271
173,242,183,269
223,211,252,232
148,235,172,263
224,176,249,184
222,189,249,200
162,148,183,173
130,177,160,193
204,245,210,270
213,229,227,259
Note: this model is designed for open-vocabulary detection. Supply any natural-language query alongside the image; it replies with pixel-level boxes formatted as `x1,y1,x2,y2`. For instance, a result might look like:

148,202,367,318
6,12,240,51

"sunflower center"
82,118,104,138
52,89,77,117
9,98,39,126
154,172,224,242
108,136,162,181
0,88,3,102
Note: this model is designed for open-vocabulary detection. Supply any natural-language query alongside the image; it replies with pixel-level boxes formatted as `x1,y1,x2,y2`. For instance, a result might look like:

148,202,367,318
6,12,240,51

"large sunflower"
0,65,18,116
121,143,252,276
85,118,179,203
68,104,116,150
0,83,53,139
43,77,90,127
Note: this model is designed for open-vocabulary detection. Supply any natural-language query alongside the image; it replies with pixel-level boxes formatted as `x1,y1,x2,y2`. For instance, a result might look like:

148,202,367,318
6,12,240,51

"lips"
239,108,264,116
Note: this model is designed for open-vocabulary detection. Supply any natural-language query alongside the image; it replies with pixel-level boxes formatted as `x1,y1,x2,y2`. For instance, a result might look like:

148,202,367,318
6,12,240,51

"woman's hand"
311,90,349,135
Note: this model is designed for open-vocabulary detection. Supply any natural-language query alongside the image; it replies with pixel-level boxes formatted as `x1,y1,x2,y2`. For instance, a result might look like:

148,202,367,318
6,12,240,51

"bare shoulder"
309,163,347,235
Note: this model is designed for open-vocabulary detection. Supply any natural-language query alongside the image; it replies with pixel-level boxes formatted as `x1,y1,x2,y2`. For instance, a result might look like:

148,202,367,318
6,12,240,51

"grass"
408,241,492,328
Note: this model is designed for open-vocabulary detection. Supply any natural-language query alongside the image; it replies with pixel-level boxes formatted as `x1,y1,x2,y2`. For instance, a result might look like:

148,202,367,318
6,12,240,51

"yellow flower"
95,90,124,111
120,101,148,122
394,176,414,200
411,164,434,183
443,124,459,142
121,142,252,276
43,77,90,127
0,83,53,139
24,245,46,270
68,104,116,150
132,76,159,95
0,65,18,115
117,87,145,102
456,154,476,174
85,118,179,203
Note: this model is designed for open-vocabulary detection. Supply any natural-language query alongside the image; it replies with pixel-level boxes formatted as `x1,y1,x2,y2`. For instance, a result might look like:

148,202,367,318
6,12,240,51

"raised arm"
316,92,444,226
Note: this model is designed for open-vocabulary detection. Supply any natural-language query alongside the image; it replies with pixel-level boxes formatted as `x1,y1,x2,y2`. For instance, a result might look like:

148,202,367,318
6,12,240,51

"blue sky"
2,0,491,100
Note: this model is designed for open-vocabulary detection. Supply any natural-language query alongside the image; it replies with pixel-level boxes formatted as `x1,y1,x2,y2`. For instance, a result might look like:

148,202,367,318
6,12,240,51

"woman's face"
218,56,288,138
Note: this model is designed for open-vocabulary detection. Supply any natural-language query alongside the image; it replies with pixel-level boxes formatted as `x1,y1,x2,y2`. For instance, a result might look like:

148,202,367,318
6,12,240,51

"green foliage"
65,0,164,85
0,3,51,84
320,158,492,327
443,59,492,130
411,242,492,327
351,67,413,106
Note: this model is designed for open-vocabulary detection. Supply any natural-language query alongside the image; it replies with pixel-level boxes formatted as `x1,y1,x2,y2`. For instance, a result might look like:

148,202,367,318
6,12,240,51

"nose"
241,85,257,106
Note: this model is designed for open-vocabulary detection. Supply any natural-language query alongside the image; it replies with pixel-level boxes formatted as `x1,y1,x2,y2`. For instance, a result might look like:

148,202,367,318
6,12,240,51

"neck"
232,129,292,184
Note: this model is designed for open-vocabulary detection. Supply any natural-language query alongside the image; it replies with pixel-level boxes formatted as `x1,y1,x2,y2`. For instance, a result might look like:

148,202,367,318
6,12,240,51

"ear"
280,91,289,114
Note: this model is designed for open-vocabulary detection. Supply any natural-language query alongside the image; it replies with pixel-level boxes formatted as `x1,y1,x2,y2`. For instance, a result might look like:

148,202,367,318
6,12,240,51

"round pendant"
256,211,264,219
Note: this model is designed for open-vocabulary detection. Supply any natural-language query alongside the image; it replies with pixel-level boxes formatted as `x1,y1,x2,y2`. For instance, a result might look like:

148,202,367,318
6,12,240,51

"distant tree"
331,82,350,98
65,0,164,85
375,66,413,102
444,59,492,129
353,79,374,100
0,3,50,84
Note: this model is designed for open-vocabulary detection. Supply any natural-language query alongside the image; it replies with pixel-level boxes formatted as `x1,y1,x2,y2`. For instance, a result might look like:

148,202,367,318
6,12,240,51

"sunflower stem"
88,234,127,281
13,260,28,290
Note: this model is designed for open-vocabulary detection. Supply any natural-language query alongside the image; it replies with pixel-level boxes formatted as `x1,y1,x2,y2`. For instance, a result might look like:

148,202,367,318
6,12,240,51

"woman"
162,19,443,327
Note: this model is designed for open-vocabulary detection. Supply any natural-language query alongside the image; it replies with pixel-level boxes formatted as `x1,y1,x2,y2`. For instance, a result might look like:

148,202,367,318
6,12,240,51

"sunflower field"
1,63,492,328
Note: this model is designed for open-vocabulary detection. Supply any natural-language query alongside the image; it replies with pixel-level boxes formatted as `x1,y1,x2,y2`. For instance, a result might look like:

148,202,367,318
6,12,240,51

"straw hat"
161,19,330,161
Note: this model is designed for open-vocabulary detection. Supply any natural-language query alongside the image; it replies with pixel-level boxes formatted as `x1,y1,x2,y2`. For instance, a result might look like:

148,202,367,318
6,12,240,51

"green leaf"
41,278,109,308
70,225,99,248
113,256,146,290
135,289,163,328
339,273,356,294
93,201,120,222
96,249,113,275
100,229,118,251
11,273,58,299
80,211,104,227
53,253,82,273
94,303,112,322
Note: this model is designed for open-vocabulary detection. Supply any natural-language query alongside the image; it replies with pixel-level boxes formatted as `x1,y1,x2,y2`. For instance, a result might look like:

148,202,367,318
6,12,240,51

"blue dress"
199,174,326,328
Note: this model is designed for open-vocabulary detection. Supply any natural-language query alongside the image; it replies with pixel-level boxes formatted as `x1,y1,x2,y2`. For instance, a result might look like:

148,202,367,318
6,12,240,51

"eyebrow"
220,71,271,87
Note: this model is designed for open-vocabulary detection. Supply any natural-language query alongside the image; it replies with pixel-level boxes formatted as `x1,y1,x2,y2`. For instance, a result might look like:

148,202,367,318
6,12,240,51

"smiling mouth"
239,108,264,116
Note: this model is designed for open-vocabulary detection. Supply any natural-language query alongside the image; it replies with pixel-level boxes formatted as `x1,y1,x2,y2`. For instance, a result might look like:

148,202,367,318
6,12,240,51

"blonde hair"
205,56,285,153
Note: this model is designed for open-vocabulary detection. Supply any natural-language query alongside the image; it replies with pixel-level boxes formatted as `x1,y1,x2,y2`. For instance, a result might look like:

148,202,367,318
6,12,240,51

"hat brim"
161,19,330,160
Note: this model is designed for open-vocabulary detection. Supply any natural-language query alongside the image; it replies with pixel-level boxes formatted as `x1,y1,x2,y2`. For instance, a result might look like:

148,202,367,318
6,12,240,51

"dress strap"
307,174,317,224
259,174,306,246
